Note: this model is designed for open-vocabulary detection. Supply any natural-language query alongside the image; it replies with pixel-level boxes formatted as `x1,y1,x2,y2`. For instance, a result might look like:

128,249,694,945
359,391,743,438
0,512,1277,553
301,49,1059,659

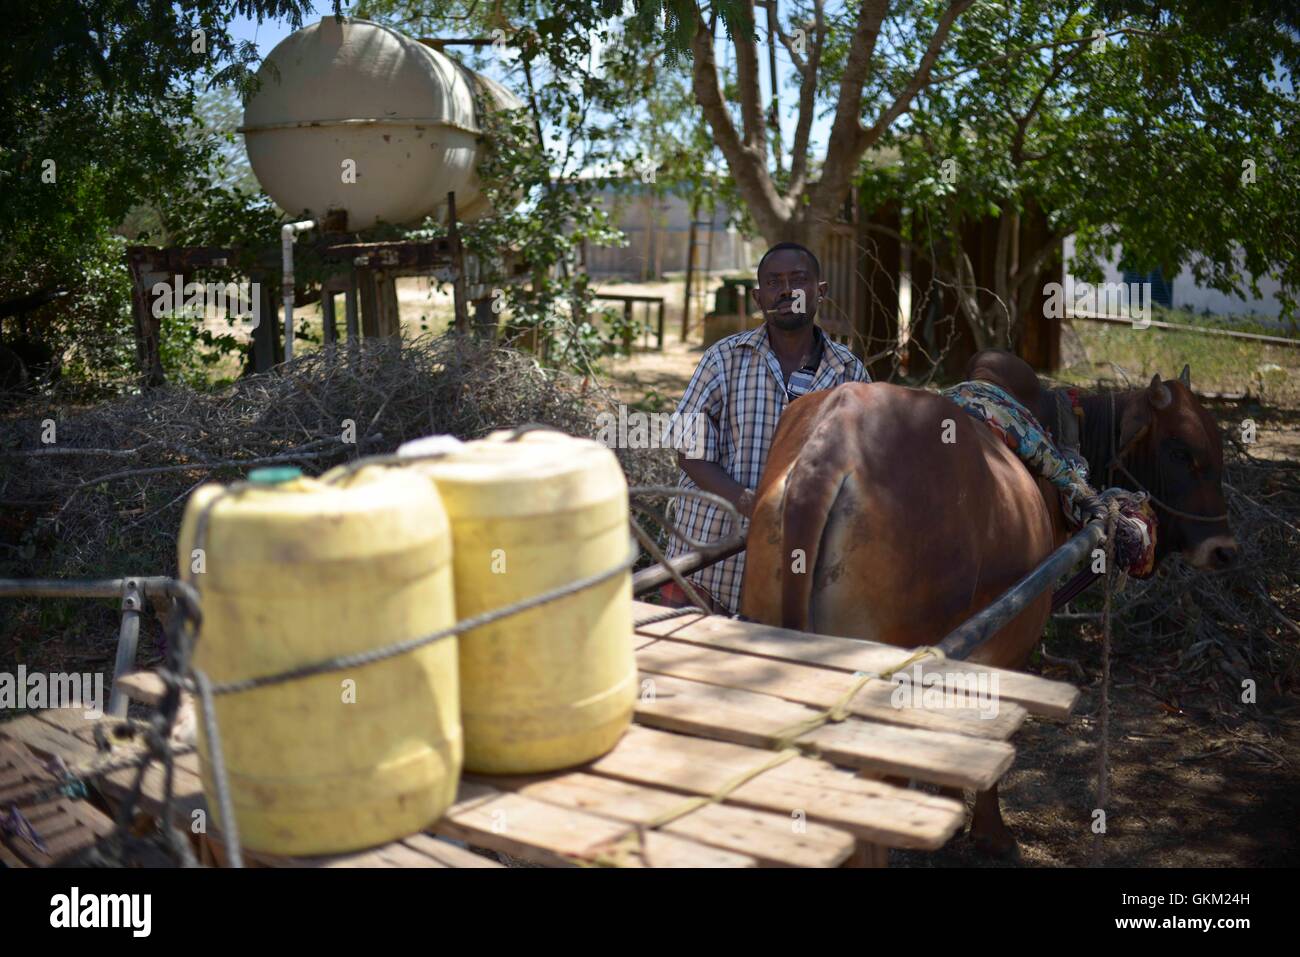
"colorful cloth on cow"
943,380,1102,522
943,379,1157,578
665,324,870,614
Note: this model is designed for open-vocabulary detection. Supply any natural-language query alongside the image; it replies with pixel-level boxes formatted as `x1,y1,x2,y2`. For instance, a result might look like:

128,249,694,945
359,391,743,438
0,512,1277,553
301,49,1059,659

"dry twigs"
0,335,676,658
1059,407,1300,727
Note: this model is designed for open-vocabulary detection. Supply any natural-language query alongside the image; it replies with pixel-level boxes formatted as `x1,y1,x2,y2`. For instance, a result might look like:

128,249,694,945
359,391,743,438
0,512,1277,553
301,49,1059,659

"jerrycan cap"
248,466,303,485
398,435,466,459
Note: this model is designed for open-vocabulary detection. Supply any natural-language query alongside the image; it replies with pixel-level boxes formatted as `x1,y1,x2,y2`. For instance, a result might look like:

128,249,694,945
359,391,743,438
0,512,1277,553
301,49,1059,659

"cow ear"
1179,364,1191,387
1148,373,1172,410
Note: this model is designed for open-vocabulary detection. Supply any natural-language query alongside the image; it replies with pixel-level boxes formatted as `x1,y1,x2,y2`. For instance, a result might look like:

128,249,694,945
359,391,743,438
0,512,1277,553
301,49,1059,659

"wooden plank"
400,833,504,868
114,670,168,706
0,740,115,867
481,770,855,868
322,238,455,269
632,601,1079,720
636,638,1026,741
319,842,451,869
432,779,757,868
31,709,207,828
799,719,1012,791
0,713,98,763
22,711,506,871
223,840,446,869
586,725,965,850
0,838,25,868
634,671,1014,790
233,833,506,869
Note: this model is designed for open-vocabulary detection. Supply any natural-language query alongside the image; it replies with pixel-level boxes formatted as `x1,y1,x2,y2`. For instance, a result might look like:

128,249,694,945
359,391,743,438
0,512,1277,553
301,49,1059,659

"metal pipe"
0,576,173,601
632,536,747,595
0,577,200,625
1068,309,1300,348
281,220,315,362
1,576,201,717
936,520,1107,661
108,578,143,717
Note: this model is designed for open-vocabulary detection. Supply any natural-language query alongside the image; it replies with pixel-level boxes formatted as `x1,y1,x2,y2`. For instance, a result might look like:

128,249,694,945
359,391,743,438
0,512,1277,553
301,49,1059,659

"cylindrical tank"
177,466,461,856
241,17,523,228
401,431,636,774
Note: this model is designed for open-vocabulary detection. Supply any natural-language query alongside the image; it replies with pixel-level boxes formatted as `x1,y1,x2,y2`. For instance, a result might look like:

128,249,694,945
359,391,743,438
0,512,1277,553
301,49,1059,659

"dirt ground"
598,296,1300,868
893,657,1300,868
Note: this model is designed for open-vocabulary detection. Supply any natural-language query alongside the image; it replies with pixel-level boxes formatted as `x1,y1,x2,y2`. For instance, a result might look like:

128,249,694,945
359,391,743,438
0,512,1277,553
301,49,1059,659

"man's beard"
770,309,813,332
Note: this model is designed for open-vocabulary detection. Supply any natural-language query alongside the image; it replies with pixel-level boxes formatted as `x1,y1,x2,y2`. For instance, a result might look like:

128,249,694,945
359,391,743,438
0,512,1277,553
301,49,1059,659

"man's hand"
735,488,757,518
678,453,753,521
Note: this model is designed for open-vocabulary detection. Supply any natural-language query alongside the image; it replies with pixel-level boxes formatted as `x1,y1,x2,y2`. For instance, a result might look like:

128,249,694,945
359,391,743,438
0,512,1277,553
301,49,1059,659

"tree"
874,0,1300,349
359,0,712,367
1,1,315,389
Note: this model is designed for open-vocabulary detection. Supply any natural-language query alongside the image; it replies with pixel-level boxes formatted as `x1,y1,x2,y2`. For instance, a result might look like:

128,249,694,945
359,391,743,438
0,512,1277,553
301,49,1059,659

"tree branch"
858,0,975,153
783,0,825,196
864,220,969,300
812,0,890,220
733,0,767,152
928,26,1173,89
1010,232,1066,302
690,10,787,237
1011,25,1087,165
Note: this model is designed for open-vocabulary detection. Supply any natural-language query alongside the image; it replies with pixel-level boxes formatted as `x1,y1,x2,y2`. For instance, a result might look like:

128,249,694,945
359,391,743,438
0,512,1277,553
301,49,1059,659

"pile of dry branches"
0,335,676,658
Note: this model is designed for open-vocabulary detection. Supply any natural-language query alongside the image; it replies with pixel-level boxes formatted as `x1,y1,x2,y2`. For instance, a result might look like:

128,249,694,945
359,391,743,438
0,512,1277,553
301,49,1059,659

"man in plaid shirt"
662,242,870,614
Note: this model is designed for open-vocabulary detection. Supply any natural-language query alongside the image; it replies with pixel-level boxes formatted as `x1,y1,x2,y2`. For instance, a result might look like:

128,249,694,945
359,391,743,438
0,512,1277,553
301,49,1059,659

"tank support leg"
344,276,359,343
322,292,338,345
448,191,470,333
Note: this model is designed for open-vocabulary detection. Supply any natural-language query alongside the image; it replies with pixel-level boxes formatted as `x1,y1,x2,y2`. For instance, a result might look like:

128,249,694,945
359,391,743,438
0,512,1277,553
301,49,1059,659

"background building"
581,183,759,278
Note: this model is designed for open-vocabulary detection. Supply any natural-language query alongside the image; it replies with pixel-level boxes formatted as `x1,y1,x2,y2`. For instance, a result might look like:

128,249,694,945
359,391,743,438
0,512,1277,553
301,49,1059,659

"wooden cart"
0,600,1076,869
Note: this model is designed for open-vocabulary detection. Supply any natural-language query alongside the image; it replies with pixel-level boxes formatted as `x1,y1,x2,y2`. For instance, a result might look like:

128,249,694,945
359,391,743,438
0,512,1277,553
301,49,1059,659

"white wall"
1063,235,1285,320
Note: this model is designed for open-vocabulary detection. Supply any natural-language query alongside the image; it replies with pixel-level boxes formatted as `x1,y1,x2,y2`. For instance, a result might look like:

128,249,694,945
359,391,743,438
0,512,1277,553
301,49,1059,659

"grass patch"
1061,314,1300,404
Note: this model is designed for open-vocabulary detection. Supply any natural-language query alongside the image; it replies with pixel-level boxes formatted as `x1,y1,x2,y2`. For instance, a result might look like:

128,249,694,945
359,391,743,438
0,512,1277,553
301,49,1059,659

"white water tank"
241,17,522,228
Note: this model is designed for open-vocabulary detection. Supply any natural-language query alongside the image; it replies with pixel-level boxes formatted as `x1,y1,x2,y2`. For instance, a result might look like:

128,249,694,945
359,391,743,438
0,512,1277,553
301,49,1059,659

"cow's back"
740,382,1062,669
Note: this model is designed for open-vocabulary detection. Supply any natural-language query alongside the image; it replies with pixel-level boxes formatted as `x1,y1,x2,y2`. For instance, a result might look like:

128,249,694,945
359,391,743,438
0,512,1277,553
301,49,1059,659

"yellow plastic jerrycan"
177,465,461,856
401,430,636,774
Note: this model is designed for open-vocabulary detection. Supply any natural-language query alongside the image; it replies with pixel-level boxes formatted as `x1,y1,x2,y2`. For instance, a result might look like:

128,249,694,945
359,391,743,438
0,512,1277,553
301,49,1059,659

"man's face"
752,248,828,332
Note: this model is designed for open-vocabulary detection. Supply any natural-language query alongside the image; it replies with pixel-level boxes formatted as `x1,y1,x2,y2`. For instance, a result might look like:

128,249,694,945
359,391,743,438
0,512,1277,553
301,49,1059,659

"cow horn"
1179,363,1191,387
1148,373,1172,409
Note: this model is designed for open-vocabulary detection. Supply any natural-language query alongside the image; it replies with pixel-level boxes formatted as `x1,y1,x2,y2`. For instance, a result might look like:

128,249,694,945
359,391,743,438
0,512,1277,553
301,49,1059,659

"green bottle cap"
248,466,303,485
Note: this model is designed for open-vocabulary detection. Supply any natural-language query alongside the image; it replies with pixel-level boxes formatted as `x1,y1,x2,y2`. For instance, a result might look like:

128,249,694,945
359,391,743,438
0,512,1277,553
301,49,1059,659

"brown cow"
739,352,1237,854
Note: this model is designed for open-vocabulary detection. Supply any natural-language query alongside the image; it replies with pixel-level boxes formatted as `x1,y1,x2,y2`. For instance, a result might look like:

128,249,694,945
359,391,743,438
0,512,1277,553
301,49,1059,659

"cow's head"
1116,366,1238,569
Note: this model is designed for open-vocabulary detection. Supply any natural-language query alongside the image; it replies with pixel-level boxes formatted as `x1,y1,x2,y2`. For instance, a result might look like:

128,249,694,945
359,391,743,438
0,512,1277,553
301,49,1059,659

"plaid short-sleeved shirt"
664,323,871,613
